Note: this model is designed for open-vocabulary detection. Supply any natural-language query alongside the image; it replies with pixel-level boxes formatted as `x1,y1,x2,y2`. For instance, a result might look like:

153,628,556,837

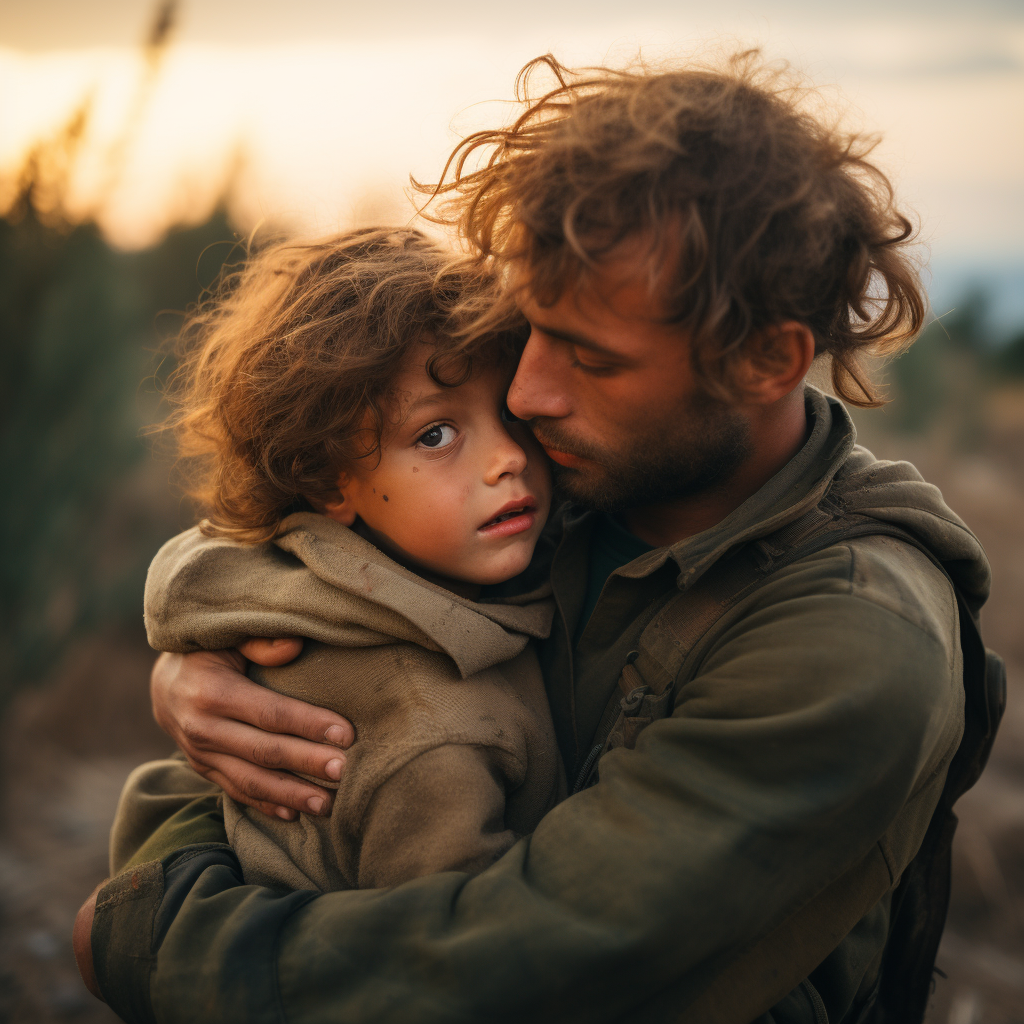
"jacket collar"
563,386,856,592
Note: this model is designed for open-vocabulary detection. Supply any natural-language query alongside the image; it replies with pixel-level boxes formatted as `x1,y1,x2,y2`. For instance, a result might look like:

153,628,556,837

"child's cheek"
425,477,474,547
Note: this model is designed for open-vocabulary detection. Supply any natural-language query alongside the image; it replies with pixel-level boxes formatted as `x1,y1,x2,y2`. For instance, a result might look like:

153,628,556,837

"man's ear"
735,321,816,405
322,474,358,526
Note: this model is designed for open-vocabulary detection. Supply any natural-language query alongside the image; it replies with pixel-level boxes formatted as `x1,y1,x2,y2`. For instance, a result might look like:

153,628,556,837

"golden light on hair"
418,51,927,407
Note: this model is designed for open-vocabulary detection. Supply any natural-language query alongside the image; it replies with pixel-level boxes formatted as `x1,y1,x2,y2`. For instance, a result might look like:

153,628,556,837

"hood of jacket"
145,513,554,679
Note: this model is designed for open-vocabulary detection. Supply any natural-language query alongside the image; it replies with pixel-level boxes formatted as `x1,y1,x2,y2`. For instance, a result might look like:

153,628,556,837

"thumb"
237,637,304,667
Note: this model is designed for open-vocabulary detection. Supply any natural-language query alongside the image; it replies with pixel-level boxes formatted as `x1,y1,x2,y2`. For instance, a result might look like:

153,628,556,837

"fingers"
199,671,355,749
180,714,348,781
237,637,304,667
153,649,356,749
176,754,296,819
151,650,245,738
148,648,356,818
201,754,335,818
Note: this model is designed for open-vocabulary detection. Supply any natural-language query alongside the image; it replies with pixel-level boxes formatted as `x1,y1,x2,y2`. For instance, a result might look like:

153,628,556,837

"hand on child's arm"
150,645,355,819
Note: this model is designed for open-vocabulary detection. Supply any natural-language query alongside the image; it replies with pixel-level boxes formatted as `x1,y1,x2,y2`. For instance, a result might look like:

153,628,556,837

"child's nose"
485,430,528,485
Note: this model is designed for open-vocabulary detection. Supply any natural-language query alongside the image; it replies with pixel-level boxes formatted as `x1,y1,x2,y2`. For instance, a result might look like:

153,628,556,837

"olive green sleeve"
110,754,227,873
92,845,264,1024
121,796,226,870
129,561,962,1024
91,756,232,1021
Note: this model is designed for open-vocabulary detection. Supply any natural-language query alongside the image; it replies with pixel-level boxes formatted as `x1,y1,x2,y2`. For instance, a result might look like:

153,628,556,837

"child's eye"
418,424,457,449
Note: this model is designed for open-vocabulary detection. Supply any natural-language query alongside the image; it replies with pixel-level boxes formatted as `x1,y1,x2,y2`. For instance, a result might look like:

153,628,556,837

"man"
76,54,995,1023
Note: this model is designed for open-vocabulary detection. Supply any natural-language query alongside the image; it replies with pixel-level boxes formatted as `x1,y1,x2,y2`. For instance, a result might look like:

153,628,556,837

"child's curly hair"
420,52,925,406
166,227,526,543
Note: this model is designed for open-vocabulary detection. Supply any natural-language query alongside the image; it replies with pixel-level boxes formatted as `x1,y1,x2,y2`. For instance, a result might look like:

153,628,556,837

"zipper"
572,742,603,794
803,980,829,1024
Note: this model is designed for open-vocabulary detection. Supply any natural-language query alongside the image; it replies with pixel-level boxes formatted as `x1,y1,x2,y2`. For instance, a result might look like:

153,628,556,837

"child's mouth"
479,499,537,537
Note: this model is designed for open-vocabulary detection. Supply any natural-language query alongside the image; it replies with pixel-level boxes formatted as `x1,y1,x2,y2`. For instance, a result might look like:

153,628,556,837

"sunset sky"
2,0,1022,333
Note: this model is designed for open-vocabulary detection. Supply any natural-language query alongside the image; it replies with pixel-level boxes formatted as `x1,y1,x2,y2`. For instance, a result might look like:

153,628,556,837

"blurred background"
0,2,1021,1021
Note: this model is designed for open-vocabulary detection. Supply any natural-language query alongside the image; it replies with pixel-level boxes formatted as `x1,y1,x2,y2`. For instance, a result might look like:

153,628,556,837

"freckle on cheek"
383,495,389,502
412,467,418,472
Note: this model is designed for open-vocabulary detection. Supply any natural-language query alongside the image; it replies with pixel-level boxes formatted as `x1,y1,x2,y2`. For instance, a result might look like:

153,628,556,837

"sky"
2,0,1023,333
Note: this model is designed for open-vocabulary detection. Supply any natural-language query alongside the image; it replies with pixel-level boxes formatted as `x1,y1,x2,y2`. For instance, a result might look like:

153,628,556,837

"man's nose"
507,331,572,421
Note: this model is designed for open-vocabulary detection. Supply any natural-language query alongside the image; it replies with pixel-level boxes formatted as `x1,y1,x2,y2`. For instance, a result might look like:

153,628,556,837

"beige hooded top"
143,512,565,892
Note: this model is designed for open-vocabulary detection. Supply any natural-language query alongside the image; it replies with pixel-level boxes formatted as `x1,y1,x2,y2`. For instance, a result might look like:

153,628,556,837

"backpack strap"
575,500,852,793
575,505,1004,1023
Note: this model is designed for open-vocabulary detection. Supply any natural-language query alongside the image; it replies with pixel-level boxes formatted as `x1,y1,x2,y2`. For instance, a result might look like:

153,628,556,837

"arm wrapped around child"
125,512,564,892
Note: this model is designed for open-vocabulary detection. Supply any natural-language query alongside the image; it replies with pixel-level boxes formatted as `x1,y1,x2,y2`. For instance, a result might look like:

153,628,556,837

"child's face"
323,345,552,589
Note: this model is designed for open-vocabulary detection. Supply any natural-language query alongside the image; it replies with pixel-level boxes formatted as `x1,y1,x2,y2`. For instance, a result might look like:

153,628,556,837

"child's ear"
734,321,816,405
322,474,358,527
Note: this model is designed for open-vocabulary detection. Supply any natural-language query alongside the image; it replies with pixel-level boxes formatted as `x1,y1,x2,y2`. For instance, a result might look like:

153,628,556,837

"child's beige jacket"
142,512,565,892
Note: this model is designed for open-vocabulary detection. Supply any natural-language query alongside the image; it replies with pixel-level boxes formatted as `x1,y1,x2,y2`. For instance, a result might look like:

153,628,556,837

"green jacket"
92,389,989,1023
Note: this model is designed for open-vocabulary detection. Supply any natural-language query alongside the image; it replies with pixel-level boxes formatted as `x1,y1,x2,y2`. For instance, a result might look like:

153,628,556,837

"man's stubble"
530,394,752,514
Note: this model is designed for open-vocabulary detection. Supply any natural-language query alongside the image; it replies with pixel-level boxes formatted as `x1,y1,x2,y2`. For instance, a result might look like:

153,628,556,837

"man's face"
508,256,750,514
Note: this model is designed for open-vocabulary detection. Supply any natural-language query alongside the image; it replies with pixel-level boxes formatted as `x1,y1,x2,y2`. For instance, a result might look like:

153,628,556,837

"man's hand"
73,882,104,1001
150,640,354,820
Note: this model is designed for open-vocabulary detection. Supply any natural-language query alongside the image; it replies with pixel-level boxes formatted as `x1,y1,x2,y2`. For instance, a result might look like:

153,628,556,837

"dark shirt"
574,514,654,646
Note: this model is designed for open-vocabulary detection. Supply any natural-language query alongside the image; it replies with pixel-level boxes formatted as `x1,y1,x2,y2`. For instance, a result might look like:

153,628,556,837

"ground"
1,444,1022,1024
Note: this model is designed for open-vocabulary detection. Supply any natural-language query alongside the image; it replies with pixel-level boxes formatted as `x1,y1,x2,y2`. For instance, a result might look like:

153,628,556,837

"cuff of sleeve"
92,844,240,1024
91,860,163,1024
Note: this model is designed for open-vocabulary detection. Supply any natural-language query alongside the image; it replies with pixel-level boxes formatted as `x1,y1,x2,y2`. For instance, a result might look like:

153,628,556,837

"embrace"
73,52,1003,1024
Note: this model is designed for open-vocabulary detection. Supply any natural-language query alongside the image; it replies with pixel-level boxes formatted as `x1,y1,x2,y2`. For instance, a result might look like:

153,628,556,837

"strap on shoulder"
580,501,867,785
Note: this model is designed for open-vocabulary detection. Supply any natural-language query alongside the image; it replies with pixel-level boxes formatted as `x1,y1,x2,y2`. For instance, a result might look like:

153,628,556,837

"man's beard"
531,396,752,514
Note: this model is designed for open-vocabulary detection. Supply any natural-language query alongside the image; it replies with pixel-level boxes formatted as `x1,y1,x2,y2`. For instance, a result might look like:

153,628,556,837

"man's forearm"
99,774,894,1024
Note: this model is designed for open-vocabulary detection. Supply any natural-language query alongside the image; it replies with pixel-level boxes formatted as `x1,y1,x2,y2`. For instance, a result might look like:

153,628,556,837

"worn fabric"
95,387,990,1024
130,513,564,892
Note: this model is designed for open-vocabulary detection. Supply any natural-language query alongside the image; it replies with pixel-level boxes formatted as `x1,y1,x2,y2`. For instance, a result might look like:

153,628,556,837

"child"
126,227,565,892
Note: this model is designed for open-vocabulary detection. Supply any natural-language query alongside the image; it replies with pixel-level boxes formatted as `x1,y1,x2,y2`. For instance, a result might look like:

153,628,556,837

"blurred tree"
0,82,240,708
994,329,1024,379
882,287,1005,449
0,193,237,705
0,0,250,707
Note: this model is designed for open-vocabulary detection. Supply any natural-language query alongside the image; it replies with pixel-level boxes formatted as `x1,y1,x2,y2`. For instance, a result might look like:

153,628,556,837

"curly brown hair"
419,52,925,406
166,227,525,543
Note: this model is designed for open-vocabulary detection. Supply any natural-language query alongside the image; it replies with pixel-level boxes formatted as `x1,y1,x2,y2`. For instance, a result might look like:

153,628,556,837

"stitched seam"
170,843,233,869
876,838,897,885
905,729,962,802
750,539,955,643
96,874,162,910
